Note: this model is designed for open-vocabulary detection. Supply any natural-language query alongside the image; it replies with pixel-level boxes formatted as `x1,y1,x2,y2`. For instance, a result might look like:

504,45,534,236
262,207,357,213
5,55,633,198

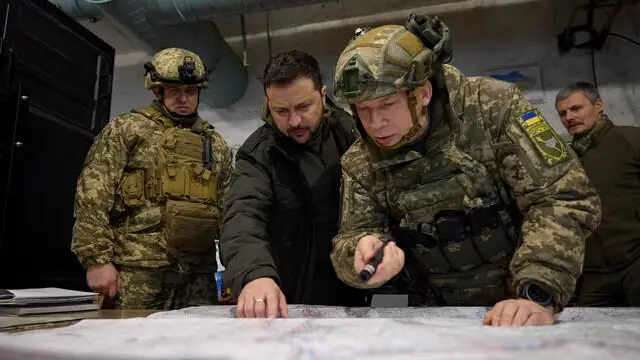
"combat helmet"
144,48,209,89
333,14,452,149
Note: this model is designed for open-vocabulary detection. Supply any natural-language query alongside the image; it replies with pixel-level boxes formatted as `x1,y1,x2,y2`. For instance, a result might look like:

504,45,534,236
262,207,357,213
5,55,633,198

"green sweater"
572,116,640,271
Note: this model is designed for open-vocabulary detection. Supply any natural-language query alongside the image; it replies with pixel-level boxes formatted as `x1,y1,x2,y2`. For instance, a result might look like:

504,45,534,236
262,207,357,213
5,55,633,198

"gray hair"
555,81,601,104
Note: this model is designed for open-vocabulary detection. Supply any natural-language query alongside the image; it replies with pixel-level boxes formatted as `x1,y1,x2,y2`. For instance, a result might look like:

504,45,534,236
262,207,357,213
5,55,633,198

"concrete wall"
105,0,640,150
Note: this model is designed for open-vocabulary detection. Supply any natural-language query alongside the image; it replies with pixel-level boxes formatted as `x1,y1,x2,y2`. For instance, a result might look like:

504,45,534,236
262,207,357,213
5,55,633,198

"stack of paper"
0,288,99,316
0,315,87,331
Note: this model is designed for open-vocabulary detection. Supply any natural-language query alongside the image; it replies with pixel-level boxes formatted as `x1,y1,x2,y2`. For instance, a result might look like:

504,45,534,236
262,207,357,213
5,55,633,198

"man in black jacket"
220,50,367,318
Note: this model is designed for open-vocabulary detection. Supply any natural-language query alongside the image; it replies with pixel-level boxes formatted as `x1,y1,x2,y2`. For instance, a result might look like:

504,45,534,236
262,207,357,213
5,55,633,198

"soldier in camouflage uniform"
72,48,233,310
330,15,602,326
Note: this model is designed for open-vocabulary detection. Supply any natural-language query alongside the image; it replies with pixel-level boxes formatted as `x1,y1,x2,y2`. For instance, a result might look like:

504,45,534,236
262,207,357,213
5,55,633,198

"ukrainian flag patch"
516,110,568,167
519,110,542,126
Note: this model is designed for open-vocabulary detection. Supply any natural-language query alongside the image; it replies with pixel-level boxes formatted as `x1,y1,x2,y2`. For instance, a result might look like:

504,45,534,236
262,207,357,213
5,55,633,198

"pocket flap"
124,207,163,233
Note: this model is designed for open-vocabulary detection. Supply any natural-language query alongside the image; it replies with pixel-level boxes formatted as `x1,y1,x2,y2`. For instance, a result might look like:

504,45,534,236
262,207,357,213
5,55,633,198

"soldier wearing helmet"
330,15,602,326
144,48,208,121
71,48,233,309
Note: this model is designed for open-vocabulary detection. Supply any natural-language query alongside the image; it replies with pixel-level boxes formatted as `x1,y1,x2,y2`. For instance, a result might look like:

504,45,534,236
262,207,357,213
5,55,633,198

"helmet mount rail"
404,13,453,65
144,56,209,86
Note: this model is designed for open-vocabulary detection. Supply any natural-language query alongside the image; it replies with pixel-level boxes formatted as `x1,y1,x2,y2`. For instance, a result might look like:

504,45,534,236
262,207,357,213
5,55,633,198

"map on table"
148,304,640,322
0,306,639,360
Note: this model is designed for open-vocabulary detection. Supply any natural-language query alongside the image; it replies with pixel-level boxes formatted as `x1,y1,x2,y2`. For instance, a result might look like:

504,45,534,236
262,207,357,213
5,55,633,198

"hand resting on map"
483,299,555,326
236,277,289,319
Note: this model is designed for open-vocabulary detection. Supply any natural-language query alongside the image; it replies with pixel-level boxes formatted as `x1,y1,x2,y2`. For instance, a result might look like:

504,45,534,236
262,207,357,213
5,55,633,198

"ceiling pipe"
49,0,249,108
222,0,544,44
50,0,339,22
48,0,343,107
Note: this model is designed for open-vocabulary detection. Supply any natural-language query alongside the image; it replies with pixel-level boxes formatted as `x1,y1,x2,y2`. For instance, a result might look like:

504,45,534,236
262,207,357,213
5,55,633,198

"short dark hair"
262,50,323,93
556,81,601,104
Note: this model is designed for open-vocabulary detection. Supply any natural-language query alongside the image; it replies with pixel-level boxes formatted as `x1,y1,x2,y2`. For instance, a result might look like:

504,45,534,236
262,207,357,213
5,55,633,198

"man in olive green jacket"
556,81,640,306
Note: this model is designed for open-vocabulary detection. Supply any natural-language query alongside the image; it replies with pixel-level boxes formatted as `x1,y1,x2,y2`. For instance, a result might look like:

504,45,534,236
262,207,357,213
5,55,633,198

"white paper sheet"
0,288,97,305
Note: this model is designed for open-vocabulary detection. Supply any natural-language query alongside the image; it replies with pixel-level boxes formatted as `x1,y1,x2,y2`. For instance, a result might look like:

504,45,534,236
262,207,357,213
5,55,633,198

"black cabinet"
0,0,115,290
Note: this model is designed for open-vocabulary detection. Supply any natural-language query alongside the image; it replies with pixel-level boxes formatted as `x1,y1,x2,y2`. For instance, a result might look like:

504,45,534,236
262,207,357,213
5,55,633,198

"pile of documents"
0,288,99,316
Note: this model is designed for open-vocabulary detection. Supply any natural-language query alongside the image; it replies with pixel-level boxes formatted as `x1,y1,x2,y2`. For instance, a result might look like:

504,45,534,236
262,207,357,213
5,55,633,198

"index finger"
354,241,375,273
364,241,396,284
357,236,382,256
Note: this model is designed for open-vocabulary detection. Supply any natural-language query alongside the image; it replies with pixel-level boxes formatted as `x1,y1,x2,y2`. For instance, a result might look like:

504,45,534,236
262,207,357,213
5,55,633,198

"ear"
594,97,605,114
151,87,162,99
420,81,433,107
320,85,327,106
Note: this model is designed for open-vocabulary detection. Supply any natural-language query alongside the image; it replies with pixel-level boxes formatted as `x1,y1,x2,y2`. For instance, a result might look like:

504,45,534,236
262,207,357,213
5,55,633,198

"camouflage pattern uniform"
72,48,233,310
330,19,601,312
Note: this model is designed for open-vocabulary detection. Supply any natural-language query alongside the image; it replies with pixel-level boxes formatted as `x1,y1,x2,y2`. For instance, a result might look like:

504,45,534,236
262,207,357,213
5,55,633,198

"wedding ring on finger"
254,297,265,303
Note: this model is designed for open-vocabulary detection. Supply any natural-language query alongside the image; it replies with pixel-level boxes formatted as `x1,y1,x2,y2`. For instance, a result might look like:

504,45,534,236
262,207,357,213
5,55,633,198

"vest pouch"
120,170,146,207
470,228,514,264
416,246,453,274
391,227,451,274
160,164,217,201
469,205,514,263
186,163,217,201
164,199,219,254
159,128,217,203
435,210,483,272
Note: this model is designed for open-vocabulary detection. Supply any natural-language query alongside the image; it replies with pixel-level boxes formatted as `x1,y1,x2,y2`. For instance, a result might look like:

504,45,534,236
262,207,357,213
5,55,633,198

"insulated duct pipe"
50,0,338,23
51,0,101,19
49,0,257,108
223,0,544,43
50,0,338,107
151,0,339,24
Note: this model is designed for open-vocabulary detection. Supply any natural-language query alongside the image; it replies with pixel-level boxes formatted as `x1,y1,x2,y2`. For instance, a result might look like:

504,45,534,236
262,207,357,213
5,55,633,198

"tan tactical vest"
119,107,219,254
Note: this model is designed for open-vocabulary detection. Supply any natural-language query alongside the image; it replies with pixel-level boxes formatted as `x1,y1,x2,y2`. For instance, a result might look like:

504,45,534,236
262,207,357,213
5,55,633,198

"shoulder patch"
516,110,568,167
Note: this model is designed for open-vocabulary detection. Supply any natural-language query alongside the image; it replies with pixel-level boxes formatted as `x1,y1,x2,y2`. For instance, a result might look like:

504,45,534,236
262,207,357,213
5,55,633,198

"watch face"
526,283,553,305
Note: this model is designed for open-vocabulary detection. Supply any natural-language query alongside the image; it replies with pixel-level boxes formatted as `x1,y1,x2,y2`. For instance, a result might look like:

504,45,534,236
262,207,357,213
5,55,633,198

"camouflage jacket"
331,65,601,310
71,102,233,270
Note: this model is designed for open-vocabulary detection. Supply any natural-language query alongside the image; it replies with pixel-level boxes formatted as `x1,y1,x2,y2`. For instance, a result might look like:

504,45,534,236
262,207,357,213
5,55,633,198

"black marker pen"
358,238,390,282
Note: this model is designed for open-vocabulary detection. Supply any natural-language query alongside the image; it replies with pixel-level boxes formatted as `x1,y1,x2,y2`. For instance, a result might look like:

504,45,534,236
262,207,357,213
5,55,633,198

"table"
0,305,639,359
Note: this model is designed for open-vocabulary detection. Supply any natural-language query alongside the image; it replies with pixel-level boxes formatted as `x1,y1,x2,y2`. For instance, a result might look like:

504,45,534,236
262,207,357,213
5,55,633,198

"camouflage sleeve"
488,84,601,310
213,134,234,238
72,117,131,269
330,166,389,289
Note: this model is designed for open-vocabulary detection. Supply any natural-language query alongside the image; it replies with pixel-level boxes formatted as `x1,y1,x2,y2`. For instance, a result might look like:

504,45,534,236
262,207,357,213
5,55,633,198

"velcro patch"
516,110,568,167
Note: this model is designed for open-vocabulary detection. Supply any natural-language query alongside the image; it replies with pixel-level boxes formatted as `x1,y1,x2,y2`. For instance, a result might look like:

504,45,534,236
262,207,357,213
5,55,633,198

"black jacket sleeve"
219,148,279,298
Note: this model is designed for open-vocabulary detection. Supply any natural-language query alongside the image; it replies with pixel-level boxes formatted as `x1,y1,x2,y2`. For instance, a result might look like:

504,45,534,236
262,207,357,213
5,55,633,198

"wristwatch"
519,281,554,307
